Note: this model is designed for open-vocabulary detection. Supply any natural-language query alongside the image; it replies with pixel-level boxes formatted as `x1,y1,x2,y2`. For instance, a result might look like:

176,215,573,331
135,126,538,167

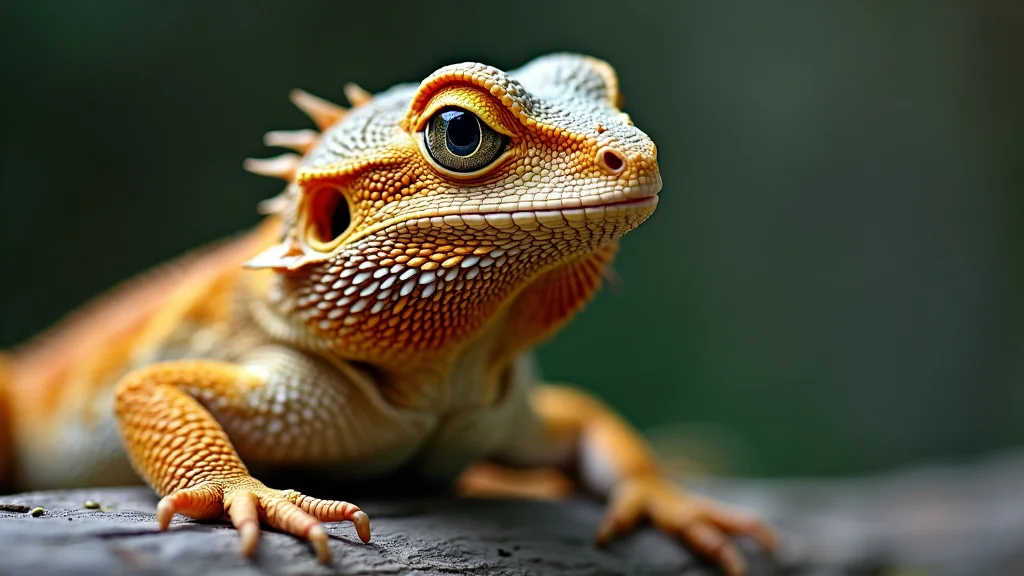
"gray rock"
0,488,781,576
5,452,1024,575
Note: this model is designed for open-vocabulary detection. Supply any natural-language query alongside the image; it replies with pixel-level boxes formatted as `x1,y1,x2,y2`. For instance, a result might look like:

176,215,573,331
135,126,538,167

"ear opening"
307,187,353,246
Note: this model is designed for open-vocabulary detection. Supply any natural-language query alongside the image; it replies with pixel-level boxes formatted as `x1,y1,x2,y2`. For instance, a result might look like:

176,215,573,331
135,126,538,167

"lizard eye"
424,107,508,174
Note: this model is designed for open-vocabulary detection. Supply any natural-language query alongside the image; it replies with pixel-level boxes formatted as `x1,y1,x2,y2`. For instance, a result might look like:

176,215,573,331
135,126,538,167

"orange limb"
456,462,574,501
114,361,370,563
529,385,778,576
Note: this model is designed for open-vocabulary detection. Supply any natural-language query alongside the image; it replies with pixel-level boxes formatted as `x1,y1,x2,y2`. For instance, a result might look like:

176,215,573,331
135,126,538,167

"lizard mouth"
340,179,662,245
472,194,659,226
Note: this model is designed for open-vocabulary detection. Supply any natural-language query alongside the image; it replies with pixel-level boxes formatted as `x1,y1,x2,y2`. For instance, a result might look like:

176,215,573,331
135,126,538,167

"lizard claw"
595,477,776,576
156,478,370,563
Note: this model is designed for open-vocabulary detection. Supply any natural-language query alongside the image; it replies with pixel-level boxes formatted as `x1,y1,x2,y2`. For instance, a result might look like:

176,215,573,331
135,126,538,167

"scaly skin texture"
0,54,775,575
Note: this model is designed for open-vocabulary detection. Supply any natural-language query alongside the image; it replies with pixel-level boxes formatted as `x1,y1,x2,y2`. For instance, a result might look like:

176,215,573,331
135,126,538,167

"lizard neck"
490,242,618,368
244,234,617,411
260,234,617,364
353,244,615,410
373,243,617,411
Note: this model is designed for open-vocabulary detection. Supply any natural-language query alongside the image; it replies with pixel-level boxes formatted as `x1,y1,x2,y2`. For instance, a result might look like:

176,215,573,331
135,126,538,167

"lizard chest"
404,354,540,482
324,354,539,484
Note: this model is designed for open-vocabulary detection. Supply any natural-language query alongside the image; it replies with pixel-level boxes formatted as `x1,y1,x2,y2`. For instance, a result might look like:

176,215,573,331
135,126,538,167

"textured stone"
0,488,779,576
5,452,1024,575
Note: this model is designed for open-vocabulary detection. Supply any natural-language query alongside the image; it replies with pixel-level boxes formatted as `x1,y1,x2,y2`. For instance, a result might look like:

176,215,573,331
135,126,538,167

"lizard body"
0,54,773,574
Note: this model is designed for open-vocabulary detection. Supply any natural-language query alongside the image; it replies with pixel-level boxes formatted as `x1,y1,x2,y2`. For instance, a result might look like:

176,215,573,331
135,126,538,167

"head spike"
256,192,289,215
264,129,319,154
343,82,373,107
289,89,346,131
243,240,309,271
243,154,301,181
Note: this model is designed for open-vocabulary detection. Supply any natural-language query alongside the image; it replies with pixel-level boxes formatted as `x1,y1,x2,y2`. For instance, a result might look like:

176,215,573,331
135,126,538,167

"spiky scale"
243,154,300,181
343,82,373,107
289,89,347,131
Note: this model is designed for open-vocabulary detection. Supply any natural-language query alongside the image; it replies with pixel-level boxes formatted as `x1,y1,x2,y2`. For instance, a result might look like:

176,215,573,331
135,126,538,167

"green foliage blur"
0,1,1020,477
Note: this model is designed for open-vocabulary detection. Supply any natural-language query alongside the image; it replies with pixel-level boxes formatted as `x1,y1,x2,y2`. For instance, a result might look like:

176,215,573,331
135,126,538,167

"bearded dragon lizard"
0,54,775,575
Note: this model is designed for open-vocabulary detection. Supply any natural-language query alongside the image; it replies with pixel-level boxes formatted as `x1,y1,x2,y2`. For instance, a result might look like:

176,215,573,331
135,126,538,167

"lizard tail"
0,353,12,491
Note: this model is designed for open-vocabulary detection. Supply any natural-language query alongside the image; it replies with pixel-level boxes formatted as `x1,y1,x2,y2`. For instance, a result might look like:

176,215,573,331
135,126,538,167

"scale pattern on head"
244,53,661,366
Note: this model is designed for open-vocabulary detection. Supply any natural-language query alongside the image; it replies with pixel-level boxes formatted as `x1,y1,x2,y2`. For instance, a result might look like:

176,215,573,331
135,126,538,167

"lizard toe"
156,482,227,530
256,489,369,563
596,477,777,576
223,490,261,557
155,476,370,564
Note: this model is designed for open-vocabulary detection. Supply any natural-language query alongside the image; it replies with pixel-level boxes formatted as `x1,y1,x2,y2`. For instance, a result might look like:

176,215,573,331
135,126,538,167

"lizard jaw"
334,176,662,248
445,194,659,234
266,188,658,362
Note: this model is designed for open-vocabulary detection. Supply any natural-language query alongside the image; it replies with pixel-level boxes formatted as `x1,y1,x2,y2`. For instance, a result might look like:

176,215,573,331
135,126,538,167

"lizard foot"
155,477,370,563
456,462,575,501
595,476,776,576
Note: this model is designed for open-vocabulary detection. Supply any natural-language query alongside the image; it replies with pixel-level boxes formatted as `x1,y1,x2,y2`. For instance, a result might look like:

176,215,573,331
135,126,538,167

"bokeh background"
0,1,1020,478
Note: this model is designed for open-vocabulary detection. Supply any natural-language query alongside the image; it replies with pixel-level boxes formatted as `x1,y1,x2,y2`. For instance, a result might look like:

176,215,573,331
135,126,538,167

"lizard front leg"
113,349,389,562
489,384,777,576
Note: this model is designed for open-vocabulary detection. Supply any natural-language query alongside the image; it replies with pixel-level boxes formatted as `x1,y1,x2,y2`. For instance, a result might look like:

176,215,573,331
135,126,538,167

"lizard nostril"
595,147,626,175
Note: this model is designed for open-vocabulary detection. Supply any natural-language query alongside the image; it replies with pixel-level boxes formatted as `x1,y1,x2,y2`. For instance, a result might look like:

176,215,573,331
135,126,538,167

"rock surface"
3,452,1024,575
0,488,779,576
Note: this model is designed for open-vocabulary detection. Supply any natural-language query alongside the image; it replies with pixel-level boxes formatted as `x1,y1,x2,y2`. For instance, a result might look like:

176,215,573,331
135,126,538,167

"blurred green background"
0,1,1020,477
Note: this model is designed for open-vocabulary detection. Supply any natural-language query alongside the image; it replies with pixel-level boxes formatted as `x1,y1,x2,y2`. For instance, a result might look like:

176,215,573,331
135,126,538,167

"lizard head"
245,54,661,364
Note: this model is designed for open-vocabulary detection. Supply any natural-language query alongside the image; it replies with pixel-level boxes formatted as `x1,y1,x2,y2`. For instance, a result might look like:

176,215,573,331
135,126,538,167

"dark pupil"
442,110,480,156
